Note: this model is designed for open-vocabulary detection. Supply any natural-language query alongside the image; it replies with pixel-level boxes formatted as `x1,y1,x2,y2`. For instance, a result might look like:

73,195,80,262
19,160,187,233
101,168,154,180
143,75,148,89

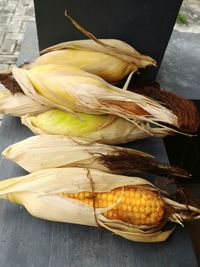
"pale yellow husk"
0,168,199,242
0,89,50,116
21,109,169,145
12,65,178,131
24,39,155,83
22,12,156,83
2,135,152,172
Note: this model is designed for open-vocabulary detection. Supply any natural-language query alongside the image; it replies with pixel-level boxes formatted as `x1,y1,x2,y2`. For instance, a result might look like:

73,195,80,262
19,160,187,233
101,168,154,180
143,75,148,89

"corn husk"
12,64,179,133
0,89,49,116
23,13,155,83
21,109,169,145
2,135,189,178
0,167,199,242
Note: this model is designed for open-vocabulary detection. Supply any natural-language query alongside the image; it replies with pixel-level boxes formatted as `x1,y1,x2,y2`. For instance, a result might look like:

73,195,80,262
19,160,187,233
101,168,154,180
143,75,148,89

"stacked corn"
0,13,199,243
0,12,199,137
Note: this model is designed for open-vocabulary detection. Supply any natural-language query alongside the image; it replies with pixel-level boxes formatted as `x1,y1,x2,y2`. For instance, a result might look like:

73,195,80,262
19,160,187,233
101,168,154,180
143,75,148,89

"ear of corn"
0,167,199,242
24,38,154,83
2,135,190,179
21,109,169,145
22,13,156,83
12,65,180,133
0,89,50,116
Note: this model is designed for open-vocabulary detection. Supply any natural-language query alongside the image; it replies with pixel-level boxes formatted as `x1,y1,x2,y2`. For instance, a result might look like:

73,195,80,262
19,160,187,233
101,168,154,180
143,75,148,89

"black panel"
164,100,200,183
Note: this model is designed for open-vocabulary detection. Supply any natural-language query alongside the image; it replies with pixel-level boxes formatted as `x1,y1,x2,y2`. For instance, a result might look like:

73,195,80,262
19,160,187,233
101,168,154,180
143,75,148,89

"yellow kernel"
79,192,85,199
108,201,112,207
140,198,146,205
107,194,113,201
123,211,128,218
126,198,131,205
134,213,140,219
99,200,107,208
122,203,127,210
118,210,123,217
146,206,151,213
141,213,147,219
127,205,132,212
133,206,138,213
136,199,140,206
125,190,130,197
140,206,145,213
84,192,90,197
102,193,108,199
113,195,118,202
107,210,113,218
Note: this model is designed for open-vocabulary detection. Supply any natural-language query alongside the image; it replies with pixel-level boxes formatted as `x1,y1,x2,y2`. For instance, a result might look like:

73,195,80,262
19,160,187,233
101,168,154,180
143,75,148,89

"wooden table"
0,22,198,267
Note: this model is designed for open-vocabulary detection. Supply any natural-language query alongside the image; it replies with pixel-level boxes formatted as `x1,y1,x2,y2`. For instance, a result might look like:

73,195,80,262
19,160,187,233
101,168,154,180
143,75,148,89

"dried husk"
21,109,169,145
12,65,179,133
0,167,199,242
2,135,189,178
0,89,49,116
21,12,156,83
24,41,153,83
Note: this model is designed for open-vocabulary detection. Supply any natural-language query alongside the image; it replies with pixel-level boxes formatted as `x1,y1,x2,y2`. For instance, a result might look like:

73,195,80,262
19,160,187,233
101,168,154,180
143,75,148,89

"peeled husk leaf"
12,64,179,133
21,109,169,145
2,135,190,178
0,167,199,242
21,12,156,83
0,89,50,116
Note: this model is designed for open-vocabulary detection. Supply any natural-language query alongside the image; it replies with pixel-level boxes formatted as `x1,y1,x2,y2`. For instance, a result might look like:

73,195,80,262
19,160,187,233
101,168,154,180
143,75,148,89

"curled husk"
12,64,179,133
23,12,155,83
0,168,199,242
0,89,49,116
21,109,169,145
2,135,189,178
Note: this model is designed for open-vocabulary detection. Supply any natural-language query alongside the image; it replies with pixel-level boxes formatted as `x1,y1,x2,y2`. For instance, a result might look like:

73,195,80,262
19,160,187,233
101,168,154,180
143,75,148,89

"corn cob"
0,168,199,242
0,89,49,116
23,13,155,83
11,64,180,133
21,109,169,145
2,135,189,178
61,187,165,225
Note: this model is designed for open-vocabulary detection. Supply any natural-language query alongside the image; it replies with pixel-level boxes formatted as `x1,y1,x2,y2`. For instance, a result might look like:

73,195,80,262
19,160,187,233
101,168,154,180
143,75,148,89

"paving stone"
20,20,28,33
0,15,11,23
7,21,22,33
0,38,16,54
0,26,8,34
0,0,7,7
25,5,34,16
3,2,18,13
0,34,4,46
0,55,18,64
0,64,11,71
5,32,23,40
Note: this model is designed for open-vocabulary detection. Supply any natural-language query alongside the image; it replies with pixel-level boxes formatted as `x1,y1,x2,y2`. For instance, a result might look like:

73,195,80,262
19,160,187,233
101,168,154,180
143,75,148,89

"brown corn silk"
0,168,199,242
132,82,200,134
